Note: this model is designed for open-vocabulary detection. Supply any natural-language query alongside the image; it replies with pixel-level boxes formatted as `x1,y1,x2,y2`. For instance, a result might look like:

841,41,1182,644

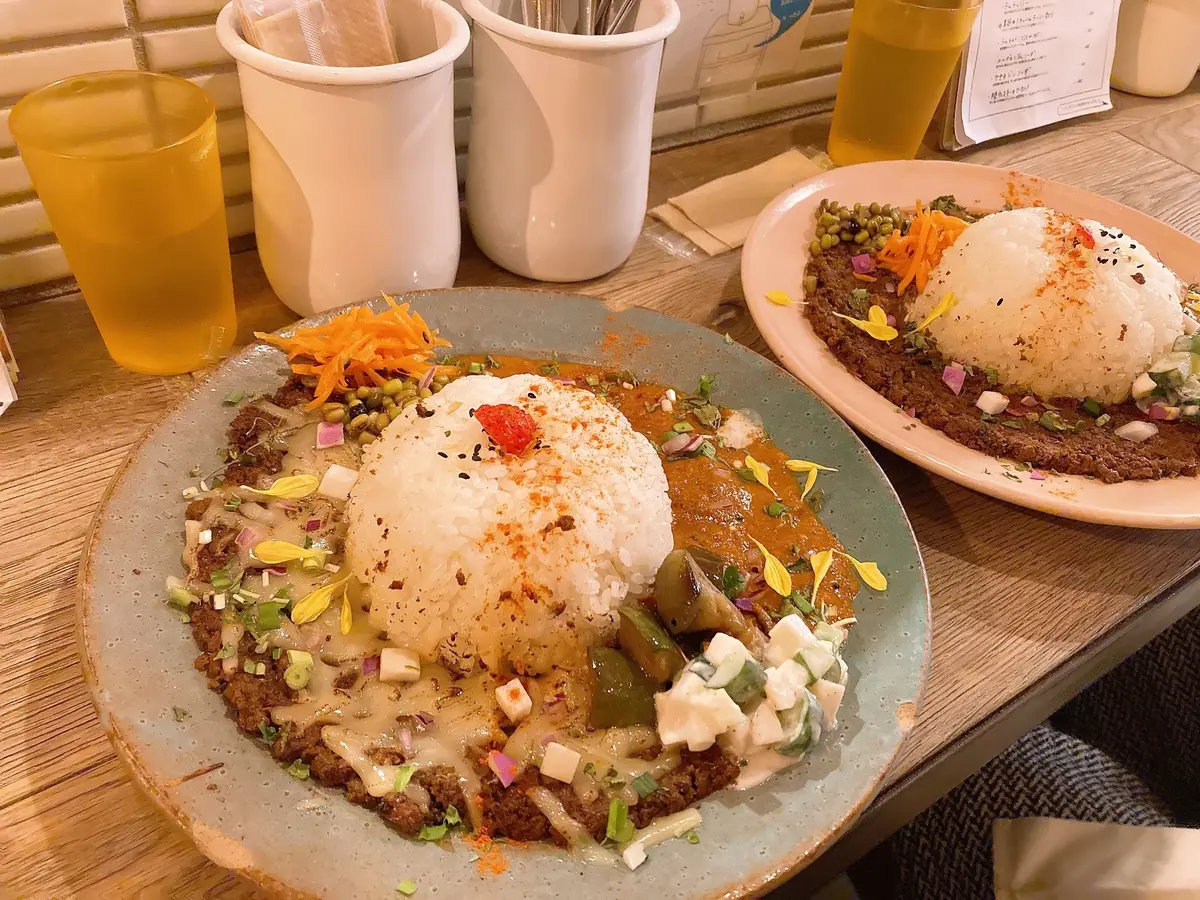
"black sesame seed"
458,472,470,480
997,297,1004,306
1112,258,1118,265
527,392,536,399
437,451,448,458
458,453,467,459
469,408,475,417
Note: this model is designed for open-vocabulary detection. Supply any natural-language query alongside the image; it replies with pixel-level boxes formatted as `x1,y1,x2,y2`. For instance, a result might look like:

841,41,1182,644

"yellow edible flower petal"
785,459,838,474
833,312,898,342
742,454,776,495
867,305,888,326
244,474,319,500
834,550,888,590
765,290,793,307
291,576,351,625
809,549,834,606
801,467,819,500
340,585,353,635
785,458,838,501
252,539,326,565
916,291,957,332
751,537,792,597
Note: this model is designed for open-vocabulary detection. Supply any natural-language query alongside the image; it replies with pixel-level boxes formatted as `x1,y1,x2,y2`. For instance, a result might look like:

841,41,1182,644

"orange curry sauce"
472,356,858,620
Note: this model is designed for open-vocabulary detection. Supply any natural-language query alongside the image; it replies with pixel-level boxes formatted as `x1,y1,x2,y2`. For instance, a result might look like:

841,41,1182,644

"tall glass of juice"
827,0,981,166
11,71,235,375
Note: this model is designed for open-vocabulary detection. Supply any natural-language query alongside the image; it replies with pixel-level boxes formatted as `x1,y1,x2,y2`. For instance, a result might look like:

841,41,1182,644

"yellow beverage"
828,0,981,166
11,72,235,375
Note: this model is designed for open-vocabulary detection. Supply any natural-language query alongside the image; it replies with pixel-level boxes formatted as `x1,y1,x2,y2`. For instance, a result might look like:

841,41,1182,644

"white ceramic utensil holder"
461,0,680,282
216,0,469,316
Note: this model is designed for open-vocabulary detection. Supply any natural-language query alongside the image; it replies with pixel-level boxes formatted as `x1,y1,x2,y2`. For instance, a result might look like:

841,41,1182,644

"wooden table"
7,81,1200,898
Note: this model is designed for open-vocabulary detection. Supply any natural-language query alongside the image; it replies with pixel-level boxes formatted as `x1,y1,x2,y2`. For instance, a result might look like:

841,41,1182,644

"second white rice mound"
908,207,1189,403
345,373,673,675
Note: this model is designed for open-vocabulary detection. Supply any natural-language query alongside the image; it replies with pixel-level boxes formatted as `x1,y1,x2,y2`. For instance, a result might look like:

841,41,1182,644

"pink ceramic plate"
743,159,1200,529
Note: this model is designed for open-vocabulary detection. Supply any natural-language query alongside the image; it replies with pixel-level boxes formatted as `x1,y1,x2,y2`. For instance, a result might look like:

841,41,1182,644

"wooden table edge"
774,557,1200,896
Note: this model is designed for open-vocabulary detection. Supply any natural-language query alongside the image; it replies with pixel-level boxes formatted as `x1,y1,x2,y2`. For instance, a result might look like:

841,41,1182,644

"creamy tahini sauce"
188,359,858,842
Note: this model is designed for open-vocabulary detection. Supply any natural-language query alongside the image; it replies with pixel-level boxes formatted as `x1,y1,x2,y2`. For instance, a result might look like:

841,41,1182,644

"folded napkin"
648,149,826,256
994,817,1200,899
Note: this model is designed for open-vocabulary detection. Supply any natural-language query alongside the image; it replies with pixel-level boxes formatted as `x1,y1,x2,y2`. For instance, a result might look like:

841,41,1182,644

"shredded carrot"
877,201,969,295
853,272,877,283
254,295,450,409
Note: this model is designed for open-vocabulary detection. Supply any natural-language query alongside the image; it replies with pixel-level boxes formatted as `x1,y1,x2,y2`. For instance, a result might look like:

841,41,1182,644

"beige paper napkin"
649,149,825,256
994,818,1200,899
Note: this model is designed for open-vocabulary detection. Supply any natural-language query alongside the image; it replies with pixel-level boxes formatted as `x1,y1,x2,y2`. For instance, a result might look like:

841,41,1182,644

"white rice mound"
908,207,1189,403
345,373,673,675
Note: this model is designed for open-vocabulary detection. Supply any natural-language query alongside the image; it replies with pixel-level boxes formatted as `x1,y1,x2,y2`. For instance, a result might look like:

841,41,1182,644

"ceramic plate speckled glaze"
79,288,928,899
743,160,1200,529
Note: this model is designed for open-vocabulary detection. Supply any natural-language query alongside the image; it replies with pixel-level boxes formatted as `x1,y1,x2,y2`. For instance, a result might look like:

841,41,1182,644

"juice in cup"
827,0,981,166
11,72,235,375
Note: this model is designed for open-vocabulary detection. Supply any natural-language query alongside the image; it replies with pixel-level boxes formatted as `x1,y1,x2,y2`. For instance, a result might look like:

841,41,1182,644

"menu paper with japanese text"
950,0,1121,148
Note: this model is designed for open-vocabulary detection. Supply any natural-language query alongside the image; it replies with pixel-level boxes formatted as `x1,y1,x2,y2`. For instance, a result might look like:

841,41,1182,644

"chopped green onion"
284,662,311,690
396,881,417,896
242,659,257,675
484,355,501,369
240,601,288,638
983,367,1000,385
214,643,237,660
697,374,715,400
631,772,658,798
223,496,242,512
210,565,237,592
605,797,636,843
258,721,280,743
724,333,734,344
540,363,560,376
785,587,815,616
1095,413,1112,427
189,465,203,477
686,830,700,845
394,764,418,792
418,824,447,841
167,586,198,609
172,706,190,722
765,501,789,518
468,362,484,375
286,760,310,780
584,374,600,387
696,441,717,460
736,465,758,483
671,422,694,433
1081,397,1104,417
222,389,245,406
272,647,283,660
444,805,461,826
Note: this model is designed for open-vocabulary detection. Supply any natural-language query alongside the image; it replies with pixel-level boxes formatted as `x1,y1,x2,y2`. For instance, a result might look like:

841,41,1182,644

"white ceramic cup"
460,0,680,282
216,0,469,316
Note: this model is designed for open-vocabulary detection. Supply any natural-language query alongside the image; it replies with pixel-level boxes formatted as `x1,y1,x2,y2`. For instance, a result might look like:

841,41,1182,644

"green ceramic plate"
79,288,929,900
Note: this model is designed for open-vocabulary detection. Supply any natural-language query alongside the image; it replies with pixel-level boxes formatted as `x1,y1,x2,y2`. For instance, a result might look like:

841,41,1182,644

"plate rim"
743,158,1200,530
77,286,931,899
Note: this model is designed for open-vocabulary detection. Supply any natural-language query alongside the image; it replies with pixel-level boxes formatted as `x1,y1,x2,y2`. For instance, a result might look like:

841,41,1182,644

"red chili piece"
475,404,536,455
1073,223,1095,250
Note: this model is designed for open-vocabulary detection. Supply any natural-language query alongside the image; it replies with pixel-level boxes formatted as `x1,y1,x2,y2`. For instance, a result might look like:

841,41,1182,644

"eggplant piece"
654,549,767,657
587,646,658,728
617,606,687,683
686,546,727,589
